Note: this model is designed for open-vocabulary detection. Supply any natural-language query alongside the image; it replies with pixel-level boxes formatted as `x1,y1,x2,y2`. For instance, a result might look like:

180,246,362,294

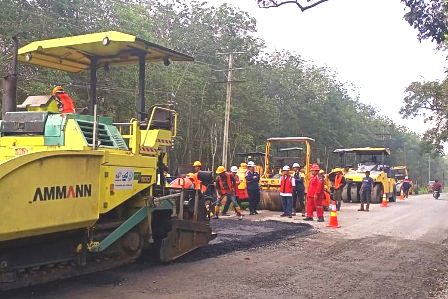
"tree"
401,0,448,44
1,0,444,178
400,79,448,153
257,0,329,11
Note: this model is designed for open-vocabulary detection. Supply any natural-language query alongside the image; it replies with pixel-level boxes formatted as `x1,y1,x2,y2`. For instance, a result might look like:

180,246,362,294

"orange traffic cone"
327,200,341,228
399,189,405,200
381,193,389,207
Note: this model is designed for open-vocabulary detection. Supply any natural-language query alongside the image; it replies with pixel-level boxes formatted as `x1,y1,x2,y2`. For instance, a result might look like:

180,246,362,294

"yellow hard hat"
319,170,325,174
215,166,225,174
52,86,64,95
193,161,202,167
240,162,247,168
186,172,195,178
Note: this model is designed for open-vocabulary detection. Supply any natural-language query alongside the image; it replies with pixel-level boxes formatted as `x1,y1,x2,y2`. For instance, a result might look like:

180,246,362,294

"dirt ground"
4,194,448,299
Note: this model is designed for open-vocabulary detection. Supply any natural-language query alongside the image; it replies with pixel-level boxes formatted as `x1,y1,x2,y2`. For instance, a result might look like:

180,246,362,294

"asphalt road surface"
4,193,448,299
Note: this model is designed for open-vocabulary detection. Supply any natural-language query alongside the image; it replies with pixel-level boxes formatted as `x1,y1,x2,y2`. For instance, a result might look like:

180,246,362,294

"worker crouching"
304,164,325,222
214,166,243,220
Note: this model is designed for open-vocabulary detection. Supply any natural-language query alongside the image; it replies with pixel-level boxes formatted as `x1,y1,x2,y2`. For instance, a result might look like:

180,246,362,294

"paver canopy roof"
18,31,193,73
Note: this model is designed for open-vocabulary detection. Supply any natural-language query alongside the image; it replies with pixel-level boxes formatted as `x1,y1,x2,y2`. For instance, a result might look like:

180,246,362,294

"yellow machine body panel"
0,151,102,242
98,153,157,213
0,111,175,241
344,171,395,194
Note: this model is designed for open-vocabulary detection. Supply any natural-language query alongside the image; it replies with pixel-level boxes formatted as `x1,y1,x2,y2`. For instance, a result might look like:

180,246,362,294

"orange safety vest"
216,172,236,195
334,174,344,189
56,93,76,113
193,173,201,190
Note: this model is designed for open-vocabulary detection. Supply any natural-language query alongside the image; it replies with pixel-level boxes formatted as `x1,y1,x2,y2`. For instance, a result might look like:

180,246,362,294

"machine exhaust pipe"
2,36,18,118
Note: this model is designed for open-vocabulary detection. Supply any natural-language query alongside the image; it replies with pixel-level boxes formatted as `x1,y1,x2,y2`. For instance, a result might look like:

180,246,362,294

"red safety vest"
56,93,76,113
334,174,344,189
280,175,293,194
217,172,236,195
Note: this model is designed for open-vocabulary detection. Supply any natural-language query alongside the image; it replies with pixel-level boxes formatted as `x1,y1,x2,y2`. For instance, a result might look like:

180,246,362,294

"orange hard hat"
311,164,320,171
52,86,64,95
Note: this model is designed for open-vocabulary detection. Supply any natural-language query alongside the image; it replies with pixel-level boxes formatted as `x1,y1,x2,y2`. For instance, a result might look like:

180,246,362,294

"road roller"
332,147,397,204
0,31,214,290
259,137,314,210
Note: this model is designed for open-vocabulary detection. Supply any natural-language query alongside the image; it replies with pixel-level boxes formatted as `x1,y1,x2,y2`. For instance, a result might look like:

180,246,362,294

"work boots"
365,203,370,212
234,206,243,220
358,203,364,211
213,206,220,219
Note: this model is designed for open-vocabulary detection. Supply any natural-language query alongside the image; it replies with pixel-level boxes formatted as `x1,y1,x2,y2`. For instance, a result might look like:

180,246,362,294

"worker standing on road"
320,170,331,210
359,170,374,212
293,163,306,217
246,161,260,215
304,164,325,222
401,176,412,198
280,165,295,218
52,86,76,113
222,166,241,216
215,166,243,220
333,168,346,211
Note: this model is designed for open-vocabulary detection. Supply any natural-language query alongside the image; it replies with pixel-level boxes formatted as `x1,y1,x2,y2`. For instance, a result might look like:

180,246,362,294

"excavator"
0,31,214,290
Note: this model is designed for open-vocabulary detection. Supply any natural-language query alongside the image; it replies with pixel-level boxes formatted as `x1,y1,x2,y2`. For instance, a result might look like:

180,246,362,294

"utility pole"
2,36,18,118
428,154,431,183
215,52,245,169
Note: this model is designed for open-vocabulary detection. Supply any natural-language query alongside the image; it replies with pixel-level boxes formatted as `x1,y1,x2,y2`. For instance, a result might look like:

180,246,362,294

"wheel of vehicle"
371,184,383,204
389,188,397,202
395,183,402,196
350,185,360,203
341,185,350,203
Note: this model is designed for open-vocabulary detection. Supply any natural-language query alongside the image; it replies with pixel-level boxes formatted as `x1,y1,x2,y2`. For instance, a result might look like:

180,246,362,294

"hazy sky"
212,0,446,133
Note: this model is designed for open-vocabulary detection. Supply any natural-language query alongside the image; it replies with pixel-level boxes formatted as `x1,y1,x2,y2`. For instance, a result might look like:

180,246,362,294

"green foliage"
1,0,446,186
400,79,448,153
402,0,448,44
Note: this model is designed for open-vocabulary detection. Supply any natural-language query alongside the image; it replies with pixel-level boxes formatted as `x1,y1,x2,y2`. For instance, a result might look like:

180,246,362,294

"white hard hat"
282,165,290,171
292,163,300,168
247,161,256,167
231,166,238,173
405,176,409,179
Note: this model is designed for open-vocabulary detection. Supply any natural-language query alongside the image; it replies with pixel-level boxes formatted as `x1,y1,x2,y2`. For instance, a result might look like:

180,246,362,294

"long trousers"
248,189,260,213
294,190,305,213
221,194,240,214
306,195,324,218
281,195,293,215
334,188,343,210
